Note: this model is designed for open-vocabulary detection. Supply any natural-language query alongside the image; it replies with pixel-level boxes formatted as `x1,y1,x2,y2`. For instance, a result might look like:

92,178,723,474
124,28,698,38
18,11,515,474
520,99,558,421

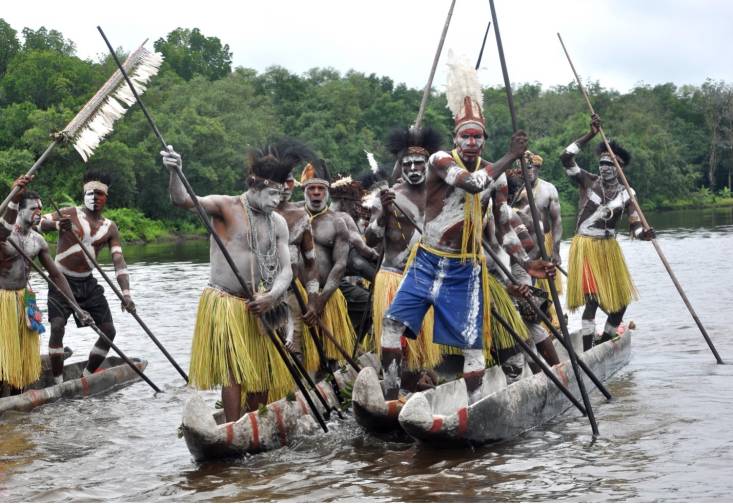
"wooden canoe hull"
0,355,148,415
181,354,377,461
398,330,631,446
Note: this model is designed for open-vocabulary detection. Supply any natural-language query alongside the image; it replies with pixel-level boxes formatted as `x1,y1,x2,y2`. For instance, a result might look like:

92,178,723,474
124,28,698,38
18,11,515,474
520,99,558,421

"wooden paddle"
48,197,189,384
557,33,723,365
97,27,328,432
6,237,161,393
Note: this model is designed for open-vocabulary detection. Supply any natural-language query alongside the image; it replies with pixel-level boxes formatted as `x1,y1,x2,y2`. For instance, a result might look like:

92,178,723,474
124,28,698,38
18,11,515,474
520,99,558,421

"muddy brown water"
1,208,732,501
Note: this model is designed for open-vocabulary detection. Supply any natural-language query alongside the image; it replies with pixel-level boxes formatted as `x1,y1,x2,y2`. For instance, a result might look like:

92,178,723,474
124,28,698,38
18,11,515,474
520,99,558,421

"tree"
0,18,20,77
154,28,232,81
21,26,75,55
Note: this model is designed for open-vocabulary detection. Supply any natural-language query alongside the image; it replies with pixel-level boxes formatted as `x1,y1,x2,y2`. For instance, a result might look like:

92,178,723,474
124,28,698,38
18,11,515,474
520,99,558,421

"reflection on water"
1,209,733,502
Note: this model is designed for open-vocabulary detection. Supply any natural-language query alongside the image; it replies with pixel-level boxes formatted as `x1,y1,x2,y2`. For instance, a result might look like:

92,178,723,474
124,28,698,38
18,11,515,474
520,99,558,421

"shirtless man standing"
381,57,538,403
1,176,85,392
40,172,134,384
299,164,356,372
162,141,307,422
560,115,654,350
275,172,319,362
365,126,444,384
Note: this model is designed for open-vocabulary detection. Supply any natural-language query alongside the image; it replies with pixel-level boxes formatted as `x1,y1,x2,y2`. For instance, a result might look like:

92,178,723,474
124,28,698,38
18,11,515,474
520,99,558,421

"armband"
7,201,18,211
633,227,643,238
565,142,580,155
122,289,131,297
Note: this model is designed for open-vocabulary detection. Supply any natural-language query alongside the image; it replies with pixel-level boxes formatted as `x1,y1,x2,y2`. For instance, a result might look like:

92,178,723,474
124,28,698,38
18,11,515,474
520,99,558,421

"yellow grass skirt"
0,289,41,388
300,288,356,373
487,274,529,358
567,235,638,313
371,269,443,371
188,287,293,401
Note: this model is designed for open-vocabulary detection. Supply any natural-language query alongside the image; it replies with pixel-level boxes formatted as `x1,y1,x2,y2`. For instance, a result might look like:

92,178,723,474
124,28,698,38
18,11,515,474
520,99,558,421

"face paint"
598,155,618,181
83,189,108,212
19,199,43,228
305,183,329,212
454,125,485,160
280,175,295,202
250,187,282,213
401,154,427,185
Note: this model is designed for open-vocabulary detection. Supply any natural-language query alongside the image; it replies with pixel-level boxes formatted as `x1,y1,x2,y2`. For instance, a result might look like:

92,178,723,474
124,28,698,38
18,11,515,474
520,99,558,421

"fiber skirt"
188,287,293,401
300,287,356,373
0,289,41,388
566,235,638,313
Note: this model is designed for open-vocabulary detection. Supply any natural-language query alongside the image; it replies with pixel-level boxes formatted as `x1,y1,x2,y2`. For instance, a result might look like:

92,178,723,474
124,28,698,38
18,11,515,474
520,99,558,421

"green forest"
2,20,733,241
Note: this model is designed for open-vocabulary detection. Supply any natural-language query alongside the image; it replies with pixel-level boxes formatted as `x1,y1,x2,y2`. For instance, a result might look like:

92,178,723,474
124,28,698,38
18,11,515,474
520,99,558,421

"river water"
1,207,732,502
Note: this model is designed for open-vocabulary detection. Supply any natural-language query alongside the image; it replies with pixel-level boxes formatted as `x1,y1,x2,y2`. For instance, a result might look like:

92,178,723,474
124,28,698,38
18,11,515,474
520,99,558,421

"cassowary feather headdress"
445,50,486,136
596,140,631,166
248,138,315,190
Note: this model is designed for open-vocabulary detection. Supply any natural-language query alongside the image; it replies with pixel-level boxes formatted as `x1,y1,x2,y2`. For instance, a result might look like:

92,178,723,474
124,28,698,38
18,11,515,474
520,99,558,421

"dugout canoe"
0,351,148,415
180,353,379,461
398,327,631,446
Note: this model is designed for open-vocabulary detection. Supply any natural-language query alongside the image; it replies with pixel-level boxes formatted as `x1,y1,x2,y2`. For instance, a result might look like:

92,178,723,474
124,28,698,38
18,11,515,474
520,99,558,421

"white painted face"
250,187,282,213
401,154,427,185
305,183,329,212
19,199,43,228
83,189,108,212
454,124,486,160
599,154,618,181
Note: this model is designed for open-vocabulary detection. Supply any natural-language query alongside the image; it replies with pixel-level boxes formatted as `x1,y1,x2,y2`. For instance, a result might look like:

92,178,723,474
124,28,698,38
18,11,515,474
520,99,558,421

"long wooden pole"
557,33,723,365
488,0,599,435
6,238,161,393
415,0,457,129
98,26,330,431
48,198,189,383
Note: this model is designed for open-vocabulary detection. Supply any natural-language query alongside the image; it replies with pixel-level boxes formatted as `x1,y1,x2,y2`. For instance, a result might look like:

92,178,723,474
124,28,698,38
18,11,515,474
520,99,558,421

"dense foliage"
2,19,732,239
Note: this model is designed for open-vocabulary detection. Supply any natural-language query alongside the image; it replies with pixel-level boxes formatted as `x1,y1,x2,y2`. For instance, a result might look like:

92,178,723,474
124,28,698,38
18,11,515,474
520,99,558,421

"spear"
475,21,492,70
0,42,162,216
5,237,161,393
488,0,599,435
97,27,329,431
47,197,189,383
414,0,457,130
557,33,723,365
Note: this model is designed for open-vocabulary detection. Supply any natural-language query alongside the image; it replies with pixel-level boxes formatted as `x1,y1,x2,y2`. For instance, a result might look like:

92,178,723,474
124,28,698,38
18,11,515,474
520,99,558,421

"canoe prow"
399,329,632,446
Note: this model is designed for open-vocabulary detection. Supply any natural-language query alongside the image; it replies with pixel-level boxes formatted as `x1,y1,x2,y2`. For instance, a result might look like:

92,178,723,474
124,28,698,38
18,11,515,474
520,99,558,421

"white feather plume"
362,186,383,210
61,44,163,162
364,150,380,174
331,175,353,189
445,50,483,121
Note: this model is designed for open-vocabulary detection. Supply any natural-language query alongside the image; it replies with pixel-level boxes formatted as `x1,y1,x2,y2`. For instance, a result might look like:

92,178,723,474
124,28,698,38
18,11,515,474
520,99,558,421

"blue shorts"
386,247,484,350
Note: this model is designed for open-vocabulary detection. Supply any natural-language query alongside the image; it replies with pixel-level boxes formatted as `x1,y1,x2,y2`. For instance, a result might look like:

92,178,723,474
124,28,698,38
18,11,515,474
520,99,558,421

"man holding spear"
40,172,135,383
0,176,90,392
162,141,310,421
561,115,654,350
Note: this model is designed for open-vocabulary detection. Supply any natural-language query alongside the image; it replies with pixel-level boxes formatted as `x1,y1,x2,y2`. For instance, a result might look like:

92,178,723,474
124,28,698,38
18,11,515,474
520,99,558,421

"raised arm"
161,146,223,217
0,176,31,242
560,114,600,188
108,223,134,312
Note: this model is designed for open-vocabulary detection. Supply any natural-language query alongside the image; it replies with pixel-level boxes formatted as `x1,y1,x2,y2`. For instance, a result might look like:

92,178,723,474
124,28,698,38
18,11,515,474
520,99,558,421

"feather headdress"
445,50,486,134
300,158,331,187
60,43,163,161
386,126,442,159
596,140,631,166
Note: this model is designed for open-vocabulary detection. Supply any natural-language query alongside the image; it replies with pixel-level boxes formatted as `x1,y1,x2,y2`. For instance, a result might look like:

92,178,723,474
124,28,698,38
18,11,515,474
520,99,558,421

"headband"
83,181,108,194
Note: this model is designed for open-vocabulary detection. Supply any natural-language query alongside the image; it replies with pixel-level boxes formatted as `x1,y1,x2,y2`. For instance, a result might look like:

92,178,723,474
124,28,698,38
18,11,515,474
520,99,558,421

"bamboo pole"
557,33,723,365
488,0,599,435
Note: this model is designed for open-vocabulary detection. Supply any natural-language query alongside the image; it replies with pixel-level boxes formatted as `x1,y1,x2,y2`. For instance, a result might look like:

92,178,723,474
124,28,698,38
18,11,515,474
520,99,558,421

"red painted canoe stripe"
225,423,234,445
248,414,260,451
386,400,399,417
457,407,468,435
29,389,44,408
430,416,443,433
271,403,288,447
80,376,90,396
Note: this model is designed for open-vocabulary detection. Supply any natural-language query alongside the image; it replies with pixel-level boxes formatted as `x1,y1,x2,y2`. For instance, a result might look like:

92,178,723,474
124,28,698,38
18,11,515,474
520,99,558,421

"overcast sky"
3,0,732,93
